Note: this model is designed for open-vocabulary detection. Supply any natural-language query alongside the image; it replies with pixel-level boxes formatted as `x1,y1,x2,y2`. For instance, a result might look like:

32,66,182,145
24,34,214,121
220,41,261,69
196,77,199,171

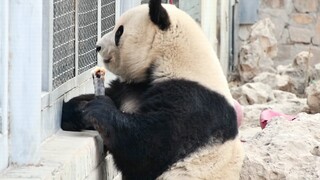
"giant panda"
61,0,244,179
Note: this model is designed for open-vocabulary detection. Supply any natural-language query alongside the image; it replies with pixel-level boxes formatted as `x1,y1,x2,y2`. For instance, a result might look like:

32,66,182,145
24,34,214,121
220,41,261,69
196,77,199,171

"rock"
272,89,297,101
306,80,320,114
293,0,318,13
274,44,292,65
231,82,274,105
312,16,320,45
311,36,320,46
253,72,277,87
261,0,285,9
253,72,291,91
239,19,277,82
311,63,320,80
259,9,288,41
291,13,314,25
288,26,313,43
311,146,320,157
250,18,278,58
238,25,251,41
240,113,320,180
277,51,314,97
293,51,314,69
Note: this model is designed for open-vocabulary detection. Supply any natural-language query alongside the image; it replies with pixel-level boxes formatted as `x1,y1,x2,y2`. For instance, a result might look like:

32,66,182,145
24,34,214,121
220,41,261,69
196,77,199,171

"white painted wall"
8,0,42,165
219,0,231,75
0,0,9,172
201,0,218,52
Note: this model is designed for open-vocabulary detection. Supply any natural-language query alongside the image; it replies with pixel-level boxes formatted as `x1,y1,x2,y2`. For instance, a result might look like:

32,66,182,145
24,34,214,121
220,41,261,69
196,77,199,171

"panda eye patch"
115,25,124,46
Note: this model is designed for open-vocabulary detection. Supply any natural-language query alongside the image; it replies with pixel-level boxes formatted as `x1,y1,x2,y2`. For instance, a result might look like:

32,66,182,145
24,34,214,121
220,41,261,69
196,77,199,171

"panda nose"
96,46,102,52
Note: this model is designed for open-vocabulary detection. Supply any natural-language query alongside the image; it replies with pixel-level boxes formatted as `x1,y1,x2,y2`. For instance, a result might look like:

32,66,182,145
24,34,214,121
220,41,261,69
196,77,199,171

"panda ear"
149,0,170,30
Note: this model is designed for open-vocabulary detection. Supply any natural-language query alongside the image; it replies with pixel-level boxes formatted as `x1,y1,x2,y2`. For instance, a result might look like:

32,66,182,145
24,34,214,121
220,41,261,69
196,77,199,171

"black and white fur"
62,0,244,179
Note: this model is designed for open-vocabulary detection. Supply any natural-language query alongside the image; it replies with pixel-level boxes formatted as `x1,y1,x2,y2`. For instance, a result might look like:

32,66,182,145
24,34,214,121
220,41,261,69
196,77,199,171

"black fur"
61,79,150,131
149,0,171,30
81,79,238,180
115,25,124,46
61,94,96,131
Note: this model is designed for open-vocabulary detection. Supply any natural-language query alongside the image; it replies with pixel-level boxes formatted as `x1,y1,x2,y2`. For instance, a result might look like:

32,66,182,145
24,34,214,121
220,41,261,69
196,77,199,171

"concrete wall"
0,0,9,172
237,0,320,67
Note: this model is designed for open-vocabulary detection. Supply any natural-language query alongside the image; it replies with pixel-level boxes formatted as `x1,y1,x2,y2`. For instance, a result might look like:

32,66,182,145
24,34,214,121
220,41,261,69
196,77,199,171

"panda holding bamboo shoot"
61,0,244,179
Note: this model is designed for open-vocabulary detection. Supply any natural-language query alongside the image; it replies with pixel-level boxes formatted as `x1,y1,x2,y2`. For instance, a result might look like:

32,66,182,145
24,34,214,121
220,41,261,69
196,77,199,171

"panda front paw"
91,66,106,96
83,96,115,146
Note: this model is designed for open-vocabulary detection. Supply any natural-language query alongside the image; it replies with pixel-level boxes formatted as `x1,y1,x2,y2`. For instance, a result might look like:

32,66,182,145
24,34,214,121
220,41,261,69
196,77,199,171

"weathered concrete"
0,131,120,180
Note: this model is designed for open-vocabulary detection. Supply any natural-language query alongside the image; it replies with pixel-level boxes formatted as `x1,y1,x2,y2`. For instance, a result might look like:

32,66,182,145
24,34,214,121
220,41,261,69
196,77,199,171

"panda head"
96,0,233,104
96,0,170,83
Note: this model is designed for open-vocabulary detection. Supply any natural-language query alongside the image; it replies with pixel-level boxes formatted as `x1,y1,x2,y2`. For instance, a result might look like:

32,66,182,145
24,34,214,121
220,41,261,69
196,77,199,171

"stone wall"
238,0,320,67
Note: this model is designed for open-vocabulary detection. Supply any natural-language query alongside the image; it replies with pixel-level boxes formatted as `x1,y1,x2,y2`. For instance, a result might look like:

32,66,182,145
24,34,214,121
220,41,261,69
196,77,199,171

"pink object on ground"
233,100,243,128
260,109,296,129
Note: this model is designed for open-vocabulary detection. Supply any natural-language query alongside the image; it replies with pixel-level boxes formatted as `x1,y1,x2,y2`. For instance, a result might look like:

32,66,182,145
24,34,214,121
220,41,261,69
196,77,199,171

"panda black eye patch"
115,25,124,46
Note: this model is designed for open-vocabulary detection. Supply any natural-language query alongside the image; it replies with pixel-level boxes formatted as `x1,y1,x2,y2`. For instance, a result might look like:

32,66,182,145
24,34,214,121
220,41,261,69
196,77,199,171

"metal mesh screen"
101,0,116,36
78,0,98,74
52,0,76,89
52,0,115,87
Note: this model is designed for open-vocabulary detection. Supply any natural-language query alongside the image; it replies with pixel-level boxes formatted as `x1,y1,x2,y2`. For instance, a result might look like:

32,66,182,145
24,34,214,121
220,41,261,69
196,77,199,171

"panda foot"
91,66,106,96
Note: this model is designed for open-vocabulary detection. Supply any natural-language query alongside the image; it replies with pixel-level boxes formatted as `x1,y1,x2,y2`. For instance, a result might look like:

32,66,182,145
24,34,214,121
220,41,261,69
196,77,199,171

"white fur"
157,138,244,180
120,96,140,114
96,4,233,104
97,3,244,179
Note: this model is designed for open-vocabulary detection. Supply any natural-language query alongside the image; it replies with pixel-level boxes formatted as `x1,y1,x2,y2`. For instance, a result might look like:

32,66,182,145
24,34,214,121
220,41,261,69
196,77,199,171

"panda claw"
91,66,106,80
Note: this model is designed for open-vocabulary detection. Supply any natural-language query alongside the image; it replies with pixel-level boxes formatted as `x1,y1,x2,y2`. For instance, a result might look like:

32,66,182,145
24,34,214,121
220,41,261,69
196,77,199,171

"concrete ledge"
0,130,109,179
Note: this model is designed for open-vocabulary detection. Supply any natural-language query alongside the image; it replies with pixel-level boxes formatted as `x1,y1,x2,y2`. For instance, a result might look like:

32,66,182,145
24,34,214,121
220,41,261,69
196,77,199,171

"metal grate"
52,0,116,87
52,0,76,89
101,0,116,36
78,0,98,74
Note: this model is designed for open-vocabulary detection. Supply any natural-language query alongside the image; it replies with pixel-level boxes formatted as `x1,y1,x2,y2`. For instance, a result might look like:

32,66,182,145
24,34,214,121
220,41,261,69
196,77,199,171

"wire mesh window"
101,0,116,36
52,0,116,89
52,0,76,89
78,0,98,74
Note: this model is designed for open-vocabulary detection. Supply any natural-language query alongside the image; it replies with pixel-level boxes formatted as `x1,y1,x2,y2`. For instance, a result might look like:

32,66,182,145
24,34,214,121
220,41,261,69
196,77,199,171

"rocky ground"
234,18,320,179
235,76,320,180
240,113,320,180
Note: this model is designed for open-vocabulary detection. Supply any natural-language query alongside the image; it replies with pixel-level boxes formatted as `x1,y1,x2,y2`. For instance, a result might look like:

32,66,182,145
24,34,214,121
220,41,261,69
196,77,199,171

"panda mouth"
103,58,112,63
